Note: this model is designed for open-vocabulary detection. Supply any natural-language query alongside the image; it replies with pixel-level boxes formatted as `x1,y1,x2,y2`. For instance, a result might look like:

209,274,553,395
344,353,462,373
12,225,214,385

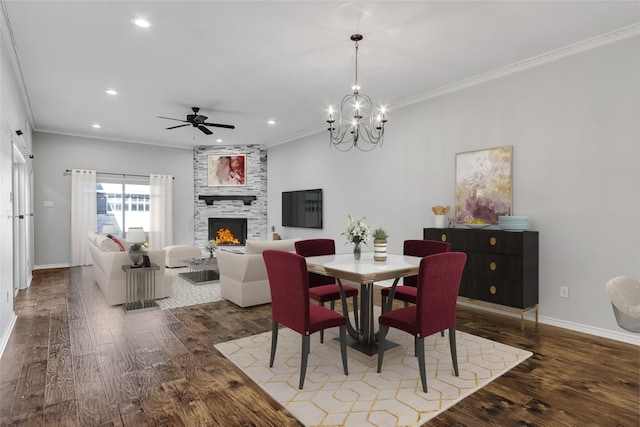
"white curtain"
149,174,173,250
70,169,96,266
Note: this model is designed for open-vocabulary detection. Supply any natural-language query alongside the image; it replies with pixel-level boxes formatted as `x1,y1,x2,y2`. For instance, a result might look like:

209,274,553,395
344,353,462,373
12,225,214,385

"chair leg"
269,321,278,367
381,295,387,313
448,327,459,376
377,324,390,373
414,336,418,357
300,334,310,389
339,325,348,375
440,330,444,337
319,302,325,344
352,295,359,330
416,337,427,393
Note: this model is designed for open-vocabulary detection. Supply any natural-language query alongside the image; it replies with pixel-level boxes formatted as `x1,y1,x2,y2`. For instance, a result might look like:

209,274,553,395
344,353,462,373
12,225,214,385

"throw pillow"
109,236,126,252
97,235,121,252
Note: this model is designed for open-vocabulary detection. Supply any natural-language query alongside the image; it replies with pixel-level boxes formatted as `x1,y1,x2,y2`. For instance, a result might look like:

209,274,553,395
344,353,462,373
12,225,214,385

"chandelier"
327,34,387,152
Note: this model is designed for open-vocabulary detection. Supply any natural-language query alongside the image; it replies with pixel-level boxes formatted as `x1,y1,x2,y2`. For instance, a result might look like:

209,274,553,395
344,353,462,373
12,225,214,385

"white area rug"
156,267,222,310
216,324,532,426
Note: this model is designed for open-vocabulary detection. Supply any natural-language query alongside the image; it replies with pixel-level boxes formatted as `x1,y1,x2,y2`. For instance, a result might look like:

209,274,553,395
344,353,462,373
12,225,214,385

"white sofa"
216,238,299,307
87,231,173,305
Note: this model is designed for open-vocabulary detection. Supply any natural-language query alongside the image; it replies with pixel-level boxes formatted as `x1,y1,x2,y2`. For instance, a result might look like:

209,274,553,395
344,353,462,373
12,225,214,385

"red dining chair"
377,252,467,393
295,239,359,343
381,239,451,312
262,250,348,390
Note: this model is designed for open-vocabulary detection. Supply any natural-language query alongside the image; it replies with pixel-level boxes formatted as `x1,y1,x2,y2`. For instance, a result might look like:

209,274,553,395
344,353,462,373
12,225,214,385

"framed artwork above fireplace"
208,154,246,186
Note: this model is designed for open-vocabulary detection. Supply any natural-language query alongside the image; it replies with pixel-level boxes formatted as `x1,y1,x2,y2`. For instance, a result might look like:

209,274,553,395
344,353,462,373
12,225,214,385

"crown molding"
392,23,640,110
0,1,35,128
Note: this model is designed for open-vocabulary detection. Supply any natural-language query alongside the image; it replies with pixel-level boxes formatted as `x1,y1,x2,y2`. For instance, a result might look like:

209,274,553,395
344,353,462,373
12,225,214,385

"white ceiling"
3,1,639,150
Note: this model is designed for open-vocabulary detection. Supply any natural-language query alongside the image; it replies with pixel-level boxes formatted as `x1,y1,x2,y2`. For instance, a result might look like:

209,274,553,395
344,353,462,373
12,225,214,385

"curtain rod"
63,169,174,179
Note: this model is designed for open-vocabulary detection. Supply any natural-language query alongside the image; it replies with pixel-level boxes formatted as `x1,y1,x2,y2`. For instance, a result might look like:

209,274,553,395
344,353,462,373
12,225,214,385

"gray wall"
33,133,195,267
267,36,640,342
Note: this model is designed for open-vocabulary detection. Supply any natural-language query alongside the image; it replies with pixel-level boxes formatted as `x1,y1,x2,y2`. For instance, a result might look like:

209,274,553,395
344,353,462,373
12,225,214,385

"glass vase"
353,242,361,260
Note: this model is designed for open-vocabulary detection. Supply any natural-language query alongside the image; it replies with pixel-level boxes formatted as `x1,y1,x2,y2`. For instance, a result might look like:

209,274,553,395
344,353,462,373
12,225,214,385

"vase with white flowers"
342,215,370,260
204,239,218,259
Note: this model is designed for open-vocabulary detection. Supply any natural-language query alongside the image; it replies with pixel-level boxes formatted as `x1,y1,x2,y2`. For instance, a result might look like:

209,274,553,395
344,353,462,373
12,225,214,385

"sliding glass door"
97,181,150,238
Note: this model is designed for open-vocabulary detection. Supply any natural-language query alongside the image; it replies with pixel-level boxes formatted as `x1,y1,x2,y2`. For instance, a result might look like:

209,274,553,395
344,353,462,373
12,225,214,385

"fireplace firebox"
208,218,247,246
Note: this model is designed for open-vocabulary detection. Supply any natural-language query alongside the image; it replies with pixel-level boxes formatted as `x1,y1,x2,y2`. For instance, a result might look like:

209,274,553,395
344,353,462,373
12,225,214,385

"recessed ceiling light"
105,89,118,95
267,120,276,125
92,123,101,129
216,139,222,143
131,17,150,28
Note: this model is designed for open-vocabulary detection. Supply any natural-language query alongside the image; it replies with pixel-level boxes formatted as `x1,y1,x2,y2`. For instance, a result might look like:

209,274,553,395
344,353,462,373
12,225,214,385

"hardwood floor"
1,267,638,426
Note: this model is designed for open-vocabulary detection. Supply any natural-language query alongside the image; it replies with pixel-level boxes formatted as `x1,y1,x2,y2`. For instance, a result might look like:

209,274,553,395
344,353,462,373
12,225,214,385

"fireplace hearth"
209,218,248,246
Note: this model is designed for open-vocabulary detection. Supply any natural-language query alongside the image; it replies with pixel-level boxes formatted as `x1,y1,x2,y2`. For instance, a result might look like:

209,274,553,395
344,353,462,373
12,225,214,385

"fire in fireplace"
208,218,247,246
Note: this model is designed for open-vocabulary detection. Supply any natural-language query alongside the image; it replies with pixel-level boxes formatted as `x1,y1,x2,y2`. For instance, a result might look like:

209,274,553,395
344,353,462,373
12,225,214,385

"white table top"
305,252,421,284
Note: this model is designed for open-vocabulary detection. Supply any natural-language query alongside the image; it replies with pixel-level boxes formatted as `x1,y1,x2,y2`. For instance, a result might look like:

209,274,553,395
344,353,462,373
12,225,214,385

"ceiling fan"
158,107,235,135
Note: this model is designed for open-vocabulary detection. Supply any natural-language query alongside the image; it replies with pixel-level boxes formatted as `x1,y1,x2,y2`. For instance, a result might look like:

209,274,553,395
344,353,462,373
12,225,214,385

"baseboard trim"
34,263,71,270
0,312,17,359
456,300,639,346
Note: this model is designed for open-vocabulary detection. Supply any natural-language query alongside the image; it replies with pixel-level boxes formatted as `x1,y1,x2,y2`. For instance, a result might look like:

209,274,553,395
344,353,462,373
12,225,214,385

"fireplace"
209,218,248,246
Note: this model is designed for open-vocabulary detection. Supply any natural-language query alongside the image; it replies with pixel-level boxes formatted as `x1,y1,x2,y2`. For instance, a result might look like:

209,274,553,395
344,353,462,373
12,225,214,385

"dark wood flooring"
1,267,638,426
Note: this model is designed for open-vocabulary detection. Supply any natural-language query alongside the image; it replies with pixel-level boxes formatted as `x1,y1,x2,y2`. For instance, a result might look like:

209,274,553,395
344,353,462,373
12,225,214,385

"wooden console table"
424,227,539,331
121,263,160,313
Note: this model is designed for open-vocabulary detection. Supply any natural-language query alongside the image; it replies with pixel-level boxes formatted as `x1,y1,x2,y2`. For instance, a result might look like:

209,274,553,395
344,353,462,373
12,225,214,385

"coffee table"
179,257,220,285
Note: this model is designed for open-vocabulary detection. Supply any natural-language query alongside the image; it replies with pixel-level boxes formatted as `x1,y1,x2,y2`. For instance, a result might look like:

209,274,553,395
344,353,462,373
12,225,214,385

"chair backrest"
415,252,467,337
403,239,451,287
294,239,336,287
263,250,310,335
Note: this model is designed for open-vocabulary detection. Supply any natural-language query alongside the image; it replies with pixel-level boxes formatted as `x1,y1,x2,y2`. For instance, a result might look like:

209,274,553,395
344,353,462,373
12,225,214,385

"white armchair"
216,239,299,307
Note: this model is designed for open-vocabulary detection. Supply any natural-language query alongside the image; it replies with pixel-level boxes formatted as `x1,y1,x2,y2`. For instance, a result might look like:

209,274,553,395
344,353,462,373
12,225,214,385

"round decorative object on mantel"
374,239,387,261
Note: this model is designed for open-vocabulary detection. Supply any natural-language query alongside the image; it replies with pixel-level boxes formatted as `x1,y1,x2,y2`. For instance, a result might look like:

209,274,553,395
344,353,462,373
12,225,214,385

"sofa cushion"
244,239,298,254
97,234,122,252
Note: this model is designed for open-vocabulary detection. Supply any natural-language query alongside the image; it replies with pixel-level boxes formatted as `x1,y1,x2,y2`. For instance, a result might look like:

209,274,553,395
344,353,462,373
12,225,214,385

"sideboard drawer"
464,253,523,281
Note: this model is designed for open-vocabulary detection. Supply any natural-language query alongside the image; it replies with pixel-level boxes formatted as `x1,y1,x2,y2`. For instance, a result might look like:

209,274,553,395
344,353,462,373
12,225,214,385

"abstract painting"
207,154,246,186
456,146,512,224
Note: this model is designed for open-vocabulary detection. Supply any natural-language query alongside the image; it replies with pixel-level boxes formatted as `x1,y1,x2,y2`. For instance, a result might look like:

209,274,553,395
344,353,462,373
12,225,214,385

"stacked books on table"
498,216,530,231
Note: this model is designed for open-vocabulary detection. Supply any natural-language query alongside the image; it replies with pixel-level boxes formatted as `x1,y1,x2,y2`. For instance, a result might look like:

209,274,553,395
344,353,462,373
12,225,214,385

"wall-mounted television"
282,189,323,229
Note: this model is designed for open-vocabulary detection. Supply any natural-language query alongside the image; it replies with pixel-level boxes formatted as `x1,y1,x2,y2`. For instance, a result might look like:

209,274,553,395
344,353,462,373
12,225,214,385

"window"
97,180,150,237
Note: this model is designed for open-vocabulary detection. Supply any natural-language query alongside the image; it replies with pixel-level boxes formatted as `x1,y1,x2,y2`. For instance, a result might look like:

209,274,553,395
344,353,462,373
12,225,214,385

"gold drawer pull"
440,233,447,242
490,236,497,246
489,261,497,271
490,285,497,295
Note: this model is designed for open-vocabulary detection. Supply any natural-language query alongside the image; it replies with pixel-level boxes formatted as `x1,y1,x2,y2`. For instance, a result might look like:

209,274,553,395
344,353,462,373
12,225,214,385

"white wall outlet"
560,286,569,298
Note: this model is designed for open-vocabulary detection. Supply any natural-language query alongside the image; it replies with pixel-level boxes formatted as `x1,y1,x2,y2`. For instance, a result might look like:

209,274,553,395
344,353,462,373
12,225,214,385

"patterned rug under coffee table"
156,267,222,310
216,324,532,426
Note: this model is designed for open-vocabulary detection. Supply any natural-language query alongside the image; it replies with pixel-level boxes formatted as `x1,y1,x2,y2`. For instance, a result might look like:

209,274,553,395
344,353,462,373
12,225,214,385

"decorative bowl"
464,223,490,229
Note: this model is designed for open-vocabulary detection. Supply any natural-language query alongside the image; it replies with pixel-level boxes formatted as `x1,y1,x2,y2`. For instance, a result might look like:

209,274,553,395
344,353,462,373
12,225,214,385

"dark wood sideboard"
423,227,539,330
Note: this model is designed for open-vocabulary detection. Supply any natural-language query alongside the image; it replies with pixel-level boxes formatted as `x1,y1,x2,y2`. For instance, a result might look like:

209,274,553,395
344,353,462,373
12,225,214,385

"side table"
121,263,160,313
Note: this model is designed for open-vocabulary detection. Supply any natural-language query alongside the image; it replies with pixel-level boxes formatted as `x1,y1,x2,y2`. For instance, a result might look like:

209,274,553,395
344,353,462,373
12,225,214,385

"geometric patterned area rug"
215,324,532,426
156,267,222,310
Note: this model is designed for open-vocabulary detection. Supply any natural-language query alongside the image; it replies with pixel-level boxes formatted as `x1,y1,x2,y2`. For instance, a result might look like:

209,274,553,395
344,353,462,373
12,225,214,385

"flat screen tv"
282,189,323,229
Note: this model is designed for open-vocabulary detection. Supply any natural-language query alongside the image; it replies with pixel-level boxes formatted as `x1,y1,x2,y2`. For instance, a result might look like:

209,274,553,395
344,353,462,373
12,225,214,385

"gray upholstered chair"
606,276,640,333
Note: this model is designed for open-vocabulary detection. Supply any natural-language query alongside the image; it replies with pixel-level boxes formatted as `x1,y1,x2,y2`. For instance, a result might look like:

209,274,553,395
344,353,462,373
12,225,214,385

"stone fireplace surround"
193,145,267,252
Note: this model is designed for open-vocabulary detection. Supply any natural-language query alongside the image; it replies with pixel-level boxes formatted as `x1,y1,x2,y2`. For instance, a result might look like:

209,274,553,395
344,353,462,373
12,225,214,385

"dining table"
305,251,421,355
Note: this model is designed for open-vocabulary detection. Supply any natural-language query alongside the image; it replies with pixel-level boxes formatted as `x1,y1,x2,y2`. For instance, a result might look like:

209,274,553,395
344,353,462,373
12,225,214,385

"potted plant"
372,227,389,261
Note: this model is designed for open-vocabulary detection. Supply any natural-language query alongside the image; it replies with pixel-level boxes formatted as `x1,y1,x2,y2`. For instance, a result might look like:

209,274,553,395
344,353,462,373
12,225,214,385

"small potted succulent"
372,227,389,261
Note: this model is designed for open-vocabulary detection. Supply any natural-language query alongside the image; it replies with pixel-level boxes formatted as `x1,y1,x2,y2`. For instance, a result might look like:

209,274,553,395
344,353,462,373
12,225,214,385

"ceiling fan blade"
158,116,188,122
202,122,236,129
166,124,190,130
198,125,213,135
